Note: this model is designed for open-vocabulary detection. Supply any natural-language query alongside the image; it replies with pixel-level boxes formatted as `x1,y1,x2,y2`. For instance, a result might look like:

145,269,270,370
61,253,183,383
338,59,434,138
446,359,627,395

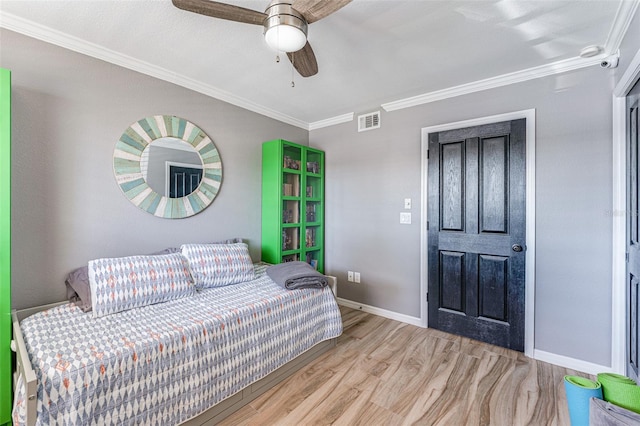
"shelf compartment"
305,175,321,199
282,254,300,263
283,144,302,171
282,227,300,252
304,227,317,248
304,250,320,270
283,173,300,197
282,200,300,224
305,201,320,223
306,150,323,174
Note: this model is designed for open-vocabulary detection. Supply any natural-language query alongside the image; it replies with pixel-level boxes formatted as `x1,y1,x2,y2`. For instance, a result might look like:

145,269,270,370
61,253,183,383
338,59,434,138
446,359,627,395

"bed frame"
11,277,338,426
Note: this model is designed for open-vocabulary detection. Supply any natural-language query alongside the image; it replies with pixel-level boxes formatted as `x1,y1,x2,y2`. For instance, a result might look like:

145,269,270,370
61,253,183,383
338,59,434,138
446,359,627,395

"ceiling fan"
171,0,352,78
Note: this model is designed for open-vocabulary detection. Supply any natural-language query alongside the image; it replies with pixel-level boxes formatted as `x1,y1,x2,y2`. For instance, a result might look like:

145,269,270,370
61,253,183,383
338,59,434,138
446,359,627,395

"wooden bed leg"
12,310,37,426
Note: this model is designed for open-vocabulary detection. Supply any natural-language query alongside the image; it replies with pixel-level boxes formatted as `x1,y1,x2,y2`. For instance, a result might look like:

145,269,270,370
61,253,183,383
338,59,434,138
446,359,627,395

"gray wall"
1,29,308,310
310,65,614,366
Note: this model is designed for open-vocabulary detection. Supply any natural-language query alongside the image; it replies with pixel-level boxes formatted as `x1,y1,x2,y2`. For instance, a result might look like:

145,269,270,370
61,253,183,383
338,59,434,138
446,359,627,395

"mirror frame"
113,115,222,218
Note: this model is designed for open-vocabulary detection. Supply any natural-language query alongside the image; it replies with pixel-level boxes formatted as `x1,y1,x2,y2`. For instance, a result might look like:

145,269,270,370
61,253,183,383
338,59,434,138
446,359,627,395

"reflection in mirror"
113,115,223,219
141,137,203,198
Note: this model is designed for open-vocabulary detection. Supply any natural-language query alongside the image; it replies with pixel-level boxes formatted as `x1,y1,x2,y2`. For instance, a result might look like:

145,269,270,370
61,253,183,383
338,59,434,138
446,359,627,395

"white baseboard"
533,349,613,376
337,297,614,376
336,297,423,327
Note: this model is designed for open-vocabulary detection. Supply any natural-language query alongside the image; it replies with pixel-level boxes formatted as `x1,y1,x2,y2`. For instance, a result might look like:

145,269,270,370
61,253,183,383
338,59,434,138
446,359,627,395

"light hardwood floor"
218,306,591,425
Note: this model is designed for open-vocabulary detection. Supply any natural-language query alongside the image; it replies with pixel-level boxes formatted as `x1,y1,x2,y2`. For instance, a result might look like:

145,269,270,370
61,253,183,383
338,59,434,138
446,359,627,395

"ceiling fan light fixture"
263,2,308,53
265,24,307,52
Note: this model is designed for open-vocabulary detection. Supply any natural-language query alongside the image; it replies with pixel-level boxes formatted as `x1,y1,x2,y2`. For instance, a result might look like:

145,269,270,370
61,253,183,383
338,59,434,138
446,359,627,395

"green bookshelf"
261,139,324,273
0,68,11,425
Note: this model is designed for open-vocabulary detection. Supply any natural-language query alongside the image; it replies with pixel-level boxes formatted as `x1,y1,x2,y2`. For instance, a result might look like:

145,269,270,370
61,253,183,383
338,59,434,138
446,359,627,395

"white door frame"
420,109,536,358
612,48,640,375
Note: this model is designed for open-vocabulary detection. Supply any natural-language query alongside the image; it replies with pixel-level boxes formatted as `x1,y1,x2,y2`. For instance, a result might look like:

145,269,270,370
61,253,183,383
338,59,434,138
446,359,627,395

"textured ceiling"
0,0,636,128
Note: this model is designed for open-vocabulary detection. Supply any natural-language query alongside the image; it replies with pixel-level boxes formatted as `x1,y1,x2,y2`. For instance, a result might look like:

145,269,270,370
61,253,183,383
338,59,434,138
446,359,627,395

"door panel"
627,77,640,382
440,251,465,312
441,141,465,231
480,136,509,233
428,119,526,351
631,274,639,377
479,254,508,322
631,105,638,245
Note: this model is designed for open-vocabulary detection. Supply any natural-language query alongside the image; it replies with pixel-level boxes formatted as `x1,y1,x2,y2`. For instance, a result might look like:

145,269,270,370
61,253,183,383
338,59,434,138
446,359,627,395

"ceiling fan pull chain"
291,55,295,88
275,22,280,63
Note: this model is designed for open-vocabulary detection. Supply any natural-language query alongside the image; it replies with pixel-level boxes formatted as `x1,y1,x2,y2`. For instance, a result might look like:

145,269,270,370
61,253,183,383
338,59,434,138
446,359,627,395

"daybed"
11,244,342,425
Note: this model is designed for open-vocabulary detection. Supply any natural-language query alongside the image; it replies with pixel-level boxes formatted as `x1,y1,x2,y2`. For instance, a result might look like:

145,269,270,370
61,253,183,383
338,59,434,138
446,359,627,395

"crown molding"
2,1,637,130
308,112,354,130
0,12,309,130
604,0,639,54
381,54,606,112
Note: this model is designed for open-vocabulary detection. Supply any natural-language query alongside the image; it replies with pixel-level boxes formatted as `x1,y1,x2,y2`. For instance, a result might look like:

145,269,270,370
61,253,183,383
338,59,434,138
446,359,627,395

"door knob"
512,244,523,252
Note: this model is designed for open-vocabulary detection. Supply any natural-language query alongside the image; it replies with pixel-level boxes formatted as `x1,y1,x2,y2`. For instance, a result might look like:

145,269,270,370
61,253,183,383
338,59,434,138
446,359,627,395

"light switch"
404,198,412,209
400,212,412,224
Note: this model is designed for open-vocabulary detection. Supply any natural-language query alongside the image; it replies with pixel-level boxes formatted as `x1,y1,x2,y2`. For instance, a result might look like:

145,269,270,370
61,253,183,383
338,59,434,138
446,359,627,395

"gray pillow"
65,265,91,311
65,247,181,312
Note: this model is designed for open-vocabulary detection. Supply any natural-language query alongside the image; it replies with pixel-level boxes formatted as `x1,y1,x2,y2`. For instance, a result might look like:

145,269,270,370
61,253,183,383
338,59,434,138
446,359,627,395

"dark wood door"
627,78,640,383
169,165,203,198
428,119,526,351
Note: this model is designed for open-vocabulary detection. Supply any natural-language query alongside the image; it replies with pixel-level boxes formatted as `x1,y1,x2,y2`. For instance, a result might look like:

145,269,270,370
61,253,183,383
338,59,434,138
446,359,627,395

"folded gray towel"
590,397,640,425
267,261,328,290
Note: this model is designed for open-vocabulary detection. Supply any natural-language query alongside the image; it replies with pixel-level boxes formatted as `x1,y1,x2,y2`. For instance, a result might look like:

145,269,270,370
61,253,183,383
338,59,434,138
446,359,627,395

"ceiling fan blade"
172,0,266,25
287,42,318,77
292,0,352,23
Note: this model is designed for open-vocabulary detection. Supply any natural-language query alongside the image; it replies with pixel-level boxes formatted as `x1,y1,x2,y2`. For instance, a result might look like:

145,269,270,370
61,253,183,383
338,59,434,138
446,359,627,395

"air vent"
358,111,381,132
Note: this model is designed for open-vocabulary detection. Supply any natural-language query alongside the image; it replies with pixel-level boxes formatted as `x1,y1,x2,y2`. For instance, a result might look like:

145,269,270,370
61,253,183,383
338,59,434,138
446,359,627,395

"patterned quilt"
13,263,342,425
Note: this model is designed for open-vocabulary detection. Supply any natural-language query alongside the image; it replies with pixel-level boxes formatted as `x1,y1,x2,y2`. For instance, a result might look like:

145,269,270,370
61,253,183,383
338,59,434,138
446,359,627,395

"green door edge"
0,68,11,425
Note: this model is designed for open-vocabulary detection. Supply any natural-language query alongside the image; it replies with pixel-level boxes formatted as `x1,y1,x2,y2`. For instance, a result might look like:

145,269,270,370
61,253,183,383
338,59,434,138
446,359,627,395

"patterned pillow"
181,243,255,289
66,247,181,313
89,253,195,318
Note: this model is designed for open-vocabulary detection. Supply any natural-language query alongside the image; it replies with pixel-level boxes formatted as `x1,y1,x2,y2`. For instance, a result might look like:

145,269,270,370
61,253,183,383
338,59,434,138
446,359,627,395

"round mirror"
113,115,222,218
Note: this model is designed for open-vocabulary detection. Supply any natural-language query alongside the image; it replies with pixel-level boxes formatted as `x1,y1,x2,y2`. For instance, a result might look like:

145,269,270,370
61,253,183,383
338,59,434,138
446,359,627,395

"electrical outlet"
354,272,361,283
400,212,412,224
347,271,354,282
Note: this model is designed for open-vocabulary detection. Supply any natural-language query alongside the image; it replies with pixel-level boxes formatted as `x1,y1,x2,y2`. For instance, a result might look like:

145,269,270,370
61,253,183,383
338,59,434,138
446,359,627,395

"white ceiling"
0,0,637,129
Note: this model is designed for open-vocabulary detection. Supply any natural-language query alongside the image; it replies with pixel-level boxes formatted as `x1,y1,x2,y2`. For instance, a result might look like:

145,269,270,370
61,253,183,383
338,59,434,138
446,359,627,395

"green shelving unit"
261,139,324,273
0,68,11,425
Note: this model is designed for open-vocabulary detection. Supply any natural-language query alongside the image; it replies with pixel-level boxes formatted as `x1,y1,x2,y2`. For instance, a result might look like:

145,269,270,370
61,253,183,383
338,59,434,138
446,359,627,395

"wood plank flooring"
218,306,591,425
